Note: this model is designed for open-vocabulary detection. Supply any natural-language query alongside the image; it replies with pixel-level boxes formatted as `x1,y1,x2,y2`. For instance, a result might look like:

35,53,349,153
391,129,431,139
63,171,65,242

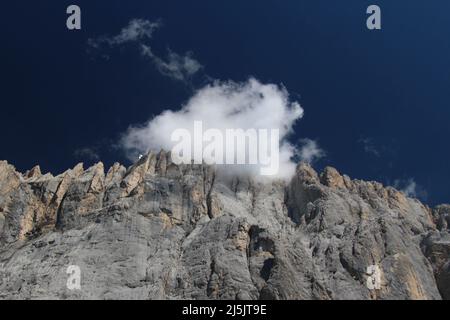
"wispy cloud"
88,19,161,48
393,178,428,200
73,147,100,161
296,138,325,164
88,18,203,82
141,45,203,82
358,137,380,157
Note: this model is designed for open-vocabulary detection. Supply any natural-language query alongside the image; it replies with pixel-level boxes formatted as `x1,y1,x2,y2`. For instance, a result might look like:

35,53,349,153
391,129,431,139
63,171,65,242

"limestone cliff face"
0,152,449,300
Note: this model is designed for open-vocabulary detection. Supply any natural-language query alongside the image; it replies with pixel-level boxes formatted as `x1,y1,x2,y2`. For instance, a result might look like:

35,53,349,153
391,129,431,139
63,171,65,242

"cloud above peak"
120,78,304,180
393,178,428,200
296,138,325,164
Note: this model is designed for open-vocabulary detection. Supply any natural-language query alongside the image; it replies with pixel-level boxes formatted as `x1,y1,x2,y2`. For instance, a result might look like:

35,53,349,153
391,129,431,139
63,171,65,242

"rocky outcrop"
421,205,450,299
0,153,448,299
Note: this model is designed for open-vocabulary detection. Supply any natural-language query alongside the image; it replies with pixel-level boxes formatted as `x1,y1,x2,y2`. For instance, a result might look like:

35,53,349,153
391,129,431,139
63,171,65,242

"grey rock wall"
0,152,448,299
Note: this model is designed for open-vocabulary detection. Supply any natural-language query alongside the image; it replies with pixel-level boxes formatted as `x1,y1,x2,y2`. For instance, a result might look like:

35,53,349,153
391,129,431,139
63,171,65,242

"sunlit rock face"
0,153,448,300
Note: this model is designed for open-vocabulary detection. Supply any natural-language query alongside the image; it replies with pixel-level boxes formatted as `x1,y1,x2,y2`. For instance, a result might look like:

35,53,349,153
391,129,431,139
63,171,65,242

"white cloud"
401,179,417,197
88,19,203,82
120,78,304,180
296,138,325,164
393,178,427,200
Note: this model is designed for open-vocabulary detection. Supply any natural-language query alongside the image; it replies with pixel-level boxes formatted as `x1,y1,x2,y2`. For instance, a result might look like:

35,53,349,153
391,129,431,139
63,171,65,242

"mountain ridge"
0,151,449,299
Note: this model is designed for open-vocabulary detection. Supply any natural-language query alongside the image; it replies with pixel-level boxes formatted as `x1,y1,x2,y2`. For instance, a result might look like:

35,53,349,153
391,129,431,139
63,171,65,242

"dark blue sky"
1,1,450,205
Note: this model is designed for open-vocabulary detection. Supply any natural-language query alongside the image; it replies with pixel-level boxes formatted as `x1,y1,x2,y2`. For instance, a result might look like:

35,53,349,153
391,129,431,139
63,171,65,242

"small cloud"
296,138,325,164
358,137,380,157
74,147,100,161
141,45,203,82
393,178,428,200
88,19,161,48
88,18,203,83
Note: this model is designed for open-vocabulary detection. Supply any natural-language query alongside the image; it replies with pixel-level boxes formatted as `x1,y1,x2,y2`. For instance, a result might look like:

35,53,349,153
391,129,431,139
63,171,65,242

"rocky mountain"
0,151,449,300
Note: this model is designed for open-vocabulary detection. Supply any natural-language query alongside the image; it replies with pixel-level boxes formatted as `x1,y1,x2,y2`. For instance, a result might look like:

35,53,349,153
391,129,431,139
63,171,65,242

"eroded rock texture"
0,153,449,299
